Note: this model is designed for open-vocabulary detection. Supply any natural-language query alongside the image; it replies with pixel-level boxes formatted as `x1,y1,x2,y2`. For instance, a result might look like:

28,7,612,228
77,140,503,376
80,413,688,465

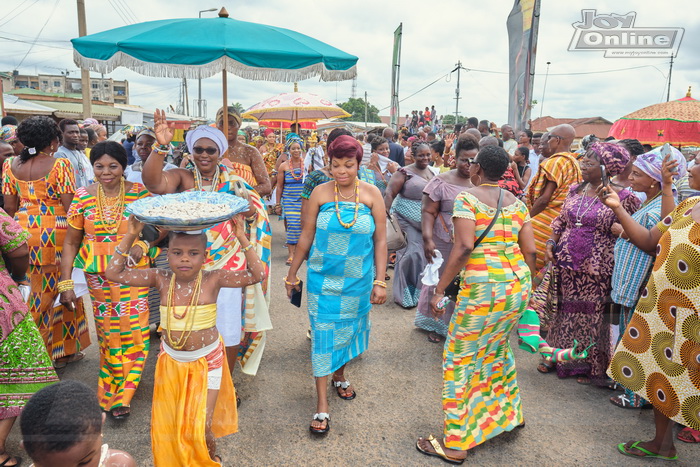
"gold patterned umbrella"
609,87,700,146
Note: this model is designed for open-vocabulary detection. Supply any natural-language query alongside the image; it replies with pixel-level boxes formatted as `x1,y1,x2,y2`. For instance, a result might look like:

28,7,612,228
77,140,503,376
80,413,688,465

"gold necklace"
642,189,662,207
96,179,125,235
334,179,360,229
480,183,500,188
165,271,203,350
337,183,355,200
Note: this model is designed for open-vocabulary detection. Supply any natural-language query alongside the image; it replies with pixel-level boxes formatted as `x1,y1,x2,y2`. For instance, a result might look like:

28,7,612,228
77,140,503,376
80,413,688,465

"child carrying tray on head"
105,214,266,467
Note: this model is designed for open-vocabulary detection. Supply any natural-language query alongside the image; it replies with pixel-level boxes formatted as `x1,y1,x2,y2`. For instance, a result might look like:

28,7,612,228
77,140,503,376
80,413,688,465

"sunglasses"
192,146,218,155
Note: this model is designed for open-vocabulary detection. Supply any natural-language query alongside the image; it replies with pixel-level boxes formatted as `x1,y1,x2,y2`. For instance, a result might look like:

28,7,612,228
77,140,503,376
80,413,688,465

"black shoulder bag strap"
474,188,504,248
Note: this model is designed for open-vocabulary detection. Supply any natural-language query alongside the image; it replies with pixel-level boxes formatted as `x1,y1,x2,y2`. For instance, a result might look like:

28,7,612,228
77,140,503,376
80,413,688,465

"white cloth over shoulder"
215,287,243,346
420,250,444,286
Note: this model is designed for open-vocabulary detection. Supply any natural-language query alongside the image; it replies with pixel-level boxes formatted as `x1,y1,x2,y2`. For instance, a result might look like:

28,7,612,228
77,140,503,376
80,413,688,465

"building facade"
4,71,129,104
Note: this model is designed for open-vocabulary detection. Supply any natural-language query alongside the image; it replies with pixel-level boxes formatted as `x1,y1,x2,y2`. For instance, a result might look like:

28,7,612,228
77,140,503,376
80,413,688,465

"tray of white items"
126,191,249,231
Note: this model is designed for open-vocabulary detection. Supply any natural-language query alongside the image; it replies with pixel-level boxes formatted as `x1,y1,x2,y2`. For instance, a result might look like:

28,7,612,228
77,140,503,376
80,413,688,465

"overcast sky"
1,0,698,127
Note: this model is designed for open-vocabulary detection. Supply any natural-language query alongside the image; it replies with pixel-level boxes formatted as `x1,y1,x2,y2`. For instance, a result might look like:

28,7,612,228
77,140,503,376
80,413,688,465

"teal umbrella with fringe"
71,7,357,130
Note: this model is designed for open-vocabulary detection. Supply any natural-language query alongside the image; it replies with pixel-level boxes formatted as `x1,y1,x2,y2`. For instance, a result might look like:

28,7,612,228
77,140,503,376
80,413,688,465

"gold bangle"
241,243,253,253
134,240,150,253
57,279,75,293
283,277,301,286
373,280,387,288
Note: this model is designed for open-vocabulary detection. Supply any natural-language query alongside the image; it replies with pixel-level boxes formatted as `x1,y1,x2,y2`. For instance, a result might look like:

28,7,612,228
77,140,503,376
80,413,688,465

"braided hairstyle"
16,116,61,163
411,139,430,157
617,138,645,157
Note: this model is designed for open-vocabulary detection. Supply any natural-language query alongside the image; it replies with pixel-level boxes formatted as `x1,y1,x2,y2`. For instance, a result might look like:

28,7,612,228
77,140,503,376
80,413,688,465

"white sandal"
310,412,330,434
332,379,356,400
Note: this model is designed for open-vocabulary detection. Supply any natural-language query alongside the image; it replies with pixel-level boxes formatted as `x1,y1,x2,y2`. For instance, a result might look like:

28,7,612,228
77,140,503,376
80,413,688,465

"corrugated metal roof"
2,94,55,115
25,100,121,119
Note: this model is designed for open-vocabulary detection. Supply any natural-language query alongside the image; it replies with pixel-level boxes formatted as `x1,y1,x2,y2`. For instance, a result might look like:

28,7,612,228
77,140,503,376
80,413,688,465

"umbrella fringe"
73,50,357,82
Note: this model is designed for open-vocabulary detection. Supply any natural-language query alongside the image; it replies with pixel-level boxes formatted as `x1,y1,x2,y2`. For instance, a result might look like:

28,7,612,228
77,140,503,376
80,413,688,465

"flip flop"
111,406,130,420
427,332,443,343
537,362,555,374
332,379,356,400
416,435,465,465
677,427,700,443
0,451,23,467
310,413,330,435
617,441,678,461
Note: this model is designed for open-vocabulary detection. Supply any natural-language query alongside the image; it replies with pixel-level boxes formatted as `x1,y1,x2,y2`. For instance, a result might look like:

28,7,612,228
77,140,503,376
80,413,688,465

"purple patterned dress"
547,184,640,384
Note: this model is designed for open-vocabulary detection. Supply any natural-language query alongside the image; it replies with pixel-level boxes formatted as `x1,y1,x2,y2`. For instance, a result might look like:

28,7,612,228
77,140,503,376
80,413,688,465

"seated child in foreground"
20,380,136,467
105,215,267,467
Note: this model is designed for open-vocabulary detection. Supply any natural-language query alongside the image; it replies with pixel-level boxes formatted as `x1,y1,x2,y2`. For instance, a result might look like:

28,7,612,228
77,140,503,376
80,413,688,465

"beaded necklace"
334,179,360,229
96,178,125,235
289,158,303,181
194,165,220,192
165,271,203,350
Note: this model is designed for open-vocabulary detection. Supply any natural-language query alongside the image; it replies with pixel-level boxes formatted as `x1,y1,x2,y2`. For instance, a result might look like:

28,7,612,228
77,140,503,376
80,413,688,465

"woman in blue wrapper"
284,135,387,436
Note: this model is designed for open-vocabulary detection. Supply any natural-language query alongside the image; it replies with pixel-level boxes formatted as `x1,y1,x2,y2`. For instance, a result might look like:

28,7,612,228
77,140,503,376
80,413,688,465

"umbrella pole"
222,69,229,156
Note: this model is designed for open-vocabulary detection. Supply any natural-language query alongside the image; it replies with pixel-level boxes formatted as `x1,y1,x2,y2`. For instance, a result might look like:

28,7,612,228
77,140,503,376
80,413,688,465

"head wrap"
285,136,304,152
135,128,156,141
328,135,362,161
0,125,18,143
588,142,630,176
185,125,228,155
253,135,264,143
634,145,687,183
83,118,99,126
263,128,275,137
215,106,242,126
285,132,300,142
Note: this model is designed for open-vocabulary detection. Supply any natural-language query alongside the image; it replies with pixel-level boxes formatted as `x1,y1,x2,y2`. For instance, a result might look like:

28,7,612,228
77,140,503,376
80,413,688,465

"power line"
106,0,132,25
113,0,139,24
0,0,40,29
0,35,72,49
15,0,62,69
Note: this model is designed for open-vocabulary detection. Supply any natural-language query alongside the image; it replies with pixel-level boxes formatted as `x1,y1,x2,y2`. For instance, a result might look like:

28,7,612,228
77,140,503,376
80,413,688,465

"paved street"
6,217,696,466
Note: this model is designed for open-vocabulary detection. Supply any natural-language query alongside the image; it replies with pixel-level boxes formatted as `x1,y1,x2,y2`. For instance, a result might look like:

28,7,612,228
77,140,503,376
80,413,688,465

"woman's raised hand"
661,154,679,187
231,214,247,240
596,183,621,209
127,215,145,236
153,109,174,146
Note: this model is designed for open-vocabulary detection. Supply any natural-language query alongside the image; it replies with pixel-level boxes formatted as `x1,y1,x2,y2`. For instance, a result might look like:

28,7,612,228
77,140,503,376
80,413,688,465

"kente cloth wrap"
525,152,582,271
609,197,700,430
3,157,91,359
192,164,272,376
85,272,150,411
151,338,237,467
442,190,532,451
281,168,304,244
307,202,375,377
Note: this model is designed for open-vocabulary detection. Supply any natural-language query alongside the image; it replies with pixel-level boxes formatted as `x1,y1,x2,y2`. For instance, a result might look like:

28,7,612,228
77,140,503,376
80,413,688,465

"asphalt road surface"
6,217,696,466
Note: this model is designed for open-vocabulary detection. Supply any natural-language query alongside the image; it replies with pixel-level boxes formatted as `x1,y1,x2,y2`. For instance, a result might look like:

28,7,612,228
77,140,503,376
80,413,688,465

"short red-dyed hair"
328,135,363,164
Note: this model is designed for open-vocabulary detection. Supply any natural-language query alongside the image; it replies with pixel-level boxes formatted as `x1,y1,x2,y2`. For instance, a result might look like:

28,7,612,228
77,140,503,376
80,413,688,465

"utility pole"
77,0,92,119
540,61,551,118
183,78,189,116
364,91,368,128
667,54,675,102
454,60,461,126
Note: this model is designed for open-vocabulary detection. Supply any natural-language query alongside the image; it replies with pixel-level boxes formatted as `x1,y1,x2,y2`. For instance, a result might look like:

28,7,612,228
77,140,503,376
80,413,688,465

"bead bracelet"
241,243,253,253
151,143,172,155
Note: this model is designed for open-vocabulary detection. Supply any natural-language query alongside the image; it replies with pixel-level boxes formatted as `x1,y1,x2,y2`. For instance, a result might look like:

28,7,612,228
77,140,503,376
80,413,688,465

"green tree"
338,97,381,123
441,115,466,125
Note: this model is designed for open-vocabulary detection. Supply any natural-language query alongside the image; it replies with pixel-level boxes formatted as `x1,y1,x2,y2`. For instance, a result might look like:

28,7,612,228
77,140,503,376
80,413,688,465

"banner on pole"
390,23,402,130
507,0,540,131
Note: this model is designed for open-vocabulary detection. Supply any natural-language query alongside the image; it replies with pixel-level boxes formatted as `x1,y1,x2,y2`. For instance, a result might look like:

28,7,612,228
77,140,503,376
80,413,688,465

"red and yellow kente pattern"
443,279,529,451
86,272,150,411
2,157,91,359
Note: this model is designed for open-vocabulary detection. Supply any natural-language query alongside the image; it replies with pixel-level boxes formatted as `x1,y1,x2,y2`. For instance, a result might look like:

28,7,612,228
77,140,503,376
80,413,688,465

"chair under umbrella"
71,7,358,131
609,87,700,147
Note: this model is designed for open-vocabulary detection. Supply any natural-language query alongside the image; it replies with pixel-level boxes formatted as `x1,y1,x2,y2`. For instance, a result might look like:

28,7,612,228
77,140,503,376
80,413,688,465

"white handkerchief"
53,268,89,307
420,250,444,286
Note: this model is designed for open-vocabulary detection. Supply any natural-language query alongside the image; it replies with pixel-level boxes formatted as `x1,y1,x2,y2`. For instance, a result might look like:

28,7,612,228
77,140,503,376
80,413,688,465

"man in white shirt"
54,119,94,188
501,124,517,156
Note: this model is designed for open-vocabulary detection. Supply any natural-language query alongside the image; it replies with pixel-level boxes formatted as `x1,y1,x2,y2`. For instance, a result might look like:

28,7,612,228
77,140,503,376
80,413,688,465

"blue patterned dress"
307,202,375,377
281,167,304,244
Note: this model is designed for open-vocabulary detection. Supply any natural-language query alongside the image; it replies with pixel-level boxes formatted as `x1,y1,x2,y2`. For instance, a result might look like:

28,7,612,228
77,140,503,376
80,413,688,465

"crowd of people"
0,106,699,466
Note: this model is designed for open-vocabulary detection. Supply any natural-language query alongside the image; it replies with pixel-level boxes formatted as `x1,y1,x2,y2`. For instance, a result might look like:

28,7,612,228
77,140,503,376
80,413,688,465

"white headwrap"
185,125,228,155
